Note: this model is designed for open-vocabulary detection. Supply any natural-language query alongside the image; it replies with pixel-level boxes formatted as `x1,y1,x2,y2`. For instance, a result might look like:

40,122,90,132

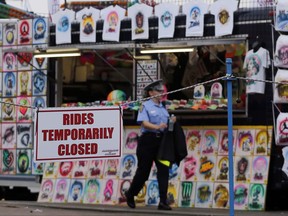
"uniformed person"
125,79,175,210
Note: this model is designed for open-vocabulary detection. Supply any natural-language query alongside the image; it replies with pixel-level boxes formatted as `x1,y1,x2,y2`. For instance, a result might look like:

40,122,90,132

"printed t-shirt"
154,3,179,39
182,0,209,37
101,5,126,42
128,3,153,40
210,0,238,37
52,9,75,44
76,7,100,43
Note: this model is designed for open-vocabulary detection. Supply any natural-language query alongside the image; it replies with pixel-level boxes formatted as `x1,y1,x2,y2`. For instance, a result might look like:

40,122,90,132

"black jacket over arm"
157,122,188,166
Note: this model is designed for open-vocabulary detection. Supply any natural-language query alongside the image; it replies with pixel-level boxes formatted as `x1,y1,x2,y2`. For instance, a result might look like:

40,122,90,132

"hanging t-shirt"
275,0,288,32
52,9,75,44
101,5,126,42
154,3,179,39
210,0,238,37
276,112,288,145
128,3,153,40
182,0,208,37
76,7,100,43
275,35,288,68
282,146,288,177
243,47,270,94
274,69,288,103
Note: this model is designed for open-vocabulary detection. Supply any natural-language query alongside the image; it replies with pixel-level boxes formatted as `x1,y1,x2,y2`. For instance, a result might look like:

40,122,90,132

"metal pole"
226,58,235,216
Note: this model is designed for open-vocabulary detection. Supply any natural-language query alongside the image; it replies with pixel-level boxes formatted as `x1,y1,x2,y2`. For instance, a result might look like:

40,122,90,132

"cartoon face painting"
161,11,172,28
189,7,200,28
82,13,94,35
107,11,118,32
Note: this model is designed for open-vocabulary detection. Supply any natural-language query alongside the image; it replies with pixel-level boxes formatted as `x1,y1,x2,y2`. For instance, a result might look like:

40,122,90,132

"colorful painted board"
212,183,229,209
123,129,139,154
200,130,219,155
178,181,196,208
119,154,137,179
38,178,55,202
83,178,101,204
87,159,104,179
236,129,255,156
52,178,70,203
57,161,74,179
67,179,85,203
194,181,213,208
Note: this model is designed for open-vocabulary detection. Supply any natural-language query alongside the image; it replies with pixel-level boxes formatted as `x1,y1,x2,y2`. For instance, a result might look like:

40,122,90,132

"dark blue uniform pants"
127,133,169,203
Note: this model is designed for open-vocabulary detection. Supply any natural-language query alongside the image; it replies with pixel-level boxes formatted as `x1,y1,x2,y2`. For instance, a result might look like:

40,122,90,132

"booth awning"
0,2,38,19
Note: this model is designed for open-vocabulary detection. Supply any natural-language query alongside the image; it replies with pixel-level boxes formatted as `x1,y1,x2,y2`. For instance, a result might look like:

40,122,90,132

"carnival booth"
0,0,286,212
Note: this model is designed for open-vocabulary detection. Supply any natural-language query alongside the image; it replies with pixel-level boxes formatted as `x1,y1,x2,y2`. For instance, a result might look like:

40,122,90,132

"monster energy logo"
181,181,193,207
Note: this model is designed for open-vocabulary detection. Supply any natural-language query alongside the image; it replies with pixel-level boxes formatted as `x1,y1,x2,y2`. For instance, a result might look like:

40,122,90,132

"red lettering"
57,143,98,156
71,144,78,155
64,129,71,140
62,113,95,125
87,113,94,124
54,130,64,140
90,143,98,154
48,130,54,140
78,143,84,155
75,114,81,125
58,144,65,156
63,114,69,125
85,143,91,154
42,130,48,141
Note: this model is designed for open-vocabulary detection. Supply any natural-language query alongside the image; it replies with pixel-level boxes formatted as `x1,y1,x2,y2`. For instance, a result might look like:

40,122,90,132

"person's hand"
158,123,167,130
171,115,176,123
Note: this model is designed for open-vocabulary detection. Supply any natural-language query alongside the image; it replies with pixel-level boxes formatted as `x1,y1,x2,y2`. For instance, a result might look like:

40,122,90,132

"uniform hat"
144,79,164,91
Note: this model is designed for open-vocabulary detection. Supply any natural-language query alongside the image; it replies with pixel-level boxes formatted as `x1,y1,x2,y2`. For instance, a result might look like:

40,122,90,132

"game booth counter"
0,0,286,212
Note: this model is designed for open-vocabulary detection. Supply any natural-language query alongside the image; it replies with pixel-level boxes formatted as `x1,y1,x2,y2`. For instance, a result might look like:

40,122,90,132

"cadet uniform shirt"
137,99,169,133
76,7,100,43
210,0,238,37
101,5,126,42
154,3,179,39
52,9,75,44
183,0,209,37
128,3,153,40
243,47,270,94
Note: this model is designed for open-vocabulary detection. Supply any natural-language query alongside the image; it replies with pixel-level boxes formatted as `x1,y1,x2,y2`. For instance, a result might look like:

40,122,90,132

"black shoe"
125,191,135,209
158,202,172,210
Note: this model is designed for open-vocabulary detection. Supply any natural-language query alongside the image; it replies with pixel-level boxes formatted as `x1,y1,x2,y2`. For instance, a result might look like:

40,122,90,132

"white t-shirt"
128,3,153,40
275,0,288,32
275,35,288,68
101,5,126,42
210,0,238,37
243,47,270,94
52,9,75,44
183,0,208,37
76,7,100,43
276,112,288,145
274,69,288,103
154,3,179,39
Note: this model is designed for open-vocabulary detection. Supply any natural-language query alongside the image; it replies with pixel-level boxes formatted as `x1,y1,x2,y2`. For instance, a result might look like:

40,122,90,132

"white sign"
34,106,123,162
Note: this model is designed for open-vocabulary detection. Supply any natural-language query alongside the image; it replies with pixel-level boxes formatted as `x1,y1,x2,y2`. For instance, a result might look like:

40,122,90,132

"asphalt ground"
1,201,288,216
